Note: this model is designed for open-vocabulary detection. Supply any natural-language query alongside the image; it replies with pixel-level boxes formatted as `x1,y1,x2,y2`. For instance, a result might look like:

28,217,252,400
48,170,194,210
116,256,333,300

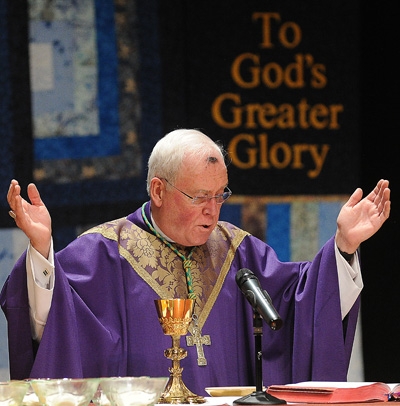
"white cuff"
335,245,363,319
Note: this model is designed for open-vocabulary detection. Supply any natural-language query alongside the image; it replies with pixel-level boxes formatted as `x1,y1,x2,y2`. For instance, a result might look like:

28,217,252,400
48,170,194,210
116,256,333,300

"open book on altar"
266,381,400,403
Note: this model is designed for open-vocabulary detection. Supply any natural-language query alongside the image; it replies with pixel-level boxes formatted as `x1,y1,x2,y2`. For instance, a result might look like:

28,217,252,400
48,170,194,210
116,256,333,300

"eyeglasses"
163,178,232,205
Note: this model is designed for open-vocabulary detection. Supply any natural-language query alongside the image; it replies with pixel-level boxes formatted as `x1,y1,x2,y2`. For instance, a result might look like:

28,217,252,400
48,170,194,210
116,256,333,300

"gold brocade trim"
80,217,249,331
193,224,248,330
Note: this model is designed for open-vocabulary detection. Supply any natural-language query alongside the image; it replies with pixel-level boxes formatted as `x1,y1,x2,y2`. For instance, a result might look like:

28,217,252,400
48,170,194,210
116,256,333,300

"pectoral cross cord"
141,203,196,299
141,203,211,365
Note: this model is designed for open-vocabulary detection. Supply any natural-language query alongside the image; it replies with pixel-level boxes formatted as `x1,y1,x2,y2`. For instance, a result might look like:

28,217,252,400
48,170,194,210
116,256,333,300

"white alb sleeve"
335,245,363,320
26,240,55,341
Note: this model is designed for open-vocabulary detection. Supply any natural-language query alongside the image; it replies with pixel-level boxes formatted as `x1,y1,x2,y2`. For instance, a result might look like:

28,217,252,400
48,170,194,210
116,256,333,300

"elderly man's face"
155,157,229,247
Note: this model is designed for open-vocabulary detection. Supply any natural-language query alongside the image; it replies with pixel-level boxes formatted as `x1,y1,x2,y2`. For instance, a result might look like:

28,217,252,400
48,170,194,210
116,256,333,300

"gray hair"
146,129,226,195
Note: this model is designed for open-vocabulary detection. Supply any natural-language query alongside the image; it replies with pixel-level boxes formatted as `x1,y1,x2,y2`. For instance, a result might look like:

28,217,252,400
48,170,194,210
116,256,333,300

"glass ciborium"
154,298,205,404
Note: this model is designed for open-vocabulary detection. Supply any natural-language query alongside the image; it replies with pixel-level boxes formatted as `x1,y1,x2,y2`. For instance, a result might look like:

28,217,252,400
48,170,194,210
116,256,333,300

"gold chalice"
155,298,205,404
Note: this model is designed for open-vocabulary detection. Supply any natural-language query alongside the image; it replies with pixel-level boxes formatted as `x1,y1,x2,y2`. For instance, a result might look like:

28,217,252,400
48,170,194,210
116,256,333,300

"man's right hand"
7,179,52,258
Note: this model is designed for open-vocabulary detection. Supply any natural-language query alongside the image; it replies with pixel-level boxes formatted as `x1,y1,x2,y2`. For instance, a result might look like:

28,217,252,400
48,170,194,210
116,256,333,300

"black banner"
160,1,360,195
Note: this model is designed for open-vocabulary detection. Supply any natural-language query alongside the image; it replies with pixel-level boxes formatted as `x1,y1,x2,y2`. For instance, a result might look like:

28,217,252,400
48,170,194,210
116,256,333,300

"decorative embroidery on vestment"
80,217,249,359
141,203,197,300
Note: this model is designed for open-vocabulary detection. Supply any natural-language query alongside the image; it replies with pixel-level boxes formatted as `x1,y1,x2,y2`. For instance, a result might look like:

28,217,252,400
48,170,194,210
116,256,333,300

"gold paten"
155,299,206,404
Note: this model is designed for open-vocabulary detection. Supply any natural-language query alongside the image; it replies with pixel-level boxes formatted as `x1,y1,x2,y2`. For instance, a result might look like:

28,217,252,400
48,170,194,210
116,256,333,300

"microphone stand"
233,311,286,405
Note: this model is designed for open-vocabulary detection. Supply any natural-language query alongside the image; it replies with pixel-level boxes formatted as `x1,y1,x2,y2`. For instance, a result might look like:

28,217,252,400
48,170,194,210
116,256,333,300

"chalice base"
158,375,205,404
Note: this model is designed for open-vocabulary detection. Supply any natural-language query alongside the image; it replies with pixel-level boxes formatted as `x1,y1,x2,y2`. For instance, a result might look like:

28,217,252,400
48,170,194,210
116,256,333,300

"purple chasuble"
0,202,359,396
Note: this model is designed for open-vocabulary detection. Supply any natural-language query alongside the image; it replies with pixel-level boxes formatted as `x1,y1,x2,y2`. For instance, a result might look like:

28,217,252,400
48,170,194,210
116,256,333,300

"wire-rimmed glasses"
163,178,232,205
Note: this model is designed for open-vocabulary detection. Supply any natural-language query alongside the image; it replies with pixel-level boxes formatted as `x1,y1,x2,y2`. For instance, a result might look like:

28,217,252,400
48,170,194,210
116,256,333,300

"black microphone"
236,268,283,330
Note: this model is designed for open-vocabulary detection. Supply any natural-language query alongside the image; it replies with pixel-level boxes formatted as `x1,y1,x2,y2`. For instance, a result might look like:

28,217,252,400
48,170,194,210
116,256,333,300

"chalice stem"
171,335,180,350
158,335,205,404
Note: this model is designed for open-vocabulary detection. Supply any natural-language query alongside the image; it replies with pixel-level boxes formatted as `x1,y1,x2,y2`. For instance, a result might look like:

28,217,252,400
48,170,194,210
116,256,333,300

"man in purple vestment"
1,129,391,397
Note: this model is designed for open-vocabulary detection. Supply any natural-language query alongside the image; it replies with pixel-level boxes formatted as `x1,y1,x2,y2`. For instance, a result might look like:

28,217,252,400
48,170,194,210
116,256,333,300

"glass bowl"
0,380,30,406
22,383,41,406
99,377,168,406
30,378,100,406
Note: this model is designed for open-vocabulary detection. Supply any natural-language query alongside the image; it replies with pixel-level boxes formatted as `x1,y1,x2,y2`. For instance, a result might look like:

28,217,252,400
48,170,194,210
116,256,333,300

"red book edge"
266,382,397,403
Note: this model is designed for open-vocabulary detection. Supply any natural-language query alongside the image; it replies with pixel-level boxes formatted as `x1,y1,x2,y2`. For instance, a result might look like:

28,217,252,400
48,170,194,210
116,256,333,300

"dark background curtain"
359,4,400,382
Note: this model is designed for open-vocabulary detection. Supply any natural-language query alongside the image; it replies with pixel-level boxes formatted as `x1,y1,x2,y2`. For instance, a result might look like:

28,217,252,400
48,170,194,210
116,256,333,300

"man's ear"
149,177,164,207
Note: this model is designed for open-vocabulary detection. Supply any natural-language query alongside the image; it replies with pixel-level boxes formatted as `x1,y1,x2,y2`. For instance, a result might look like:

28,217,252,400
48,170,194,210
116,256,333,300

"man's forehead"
184,180,229,194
